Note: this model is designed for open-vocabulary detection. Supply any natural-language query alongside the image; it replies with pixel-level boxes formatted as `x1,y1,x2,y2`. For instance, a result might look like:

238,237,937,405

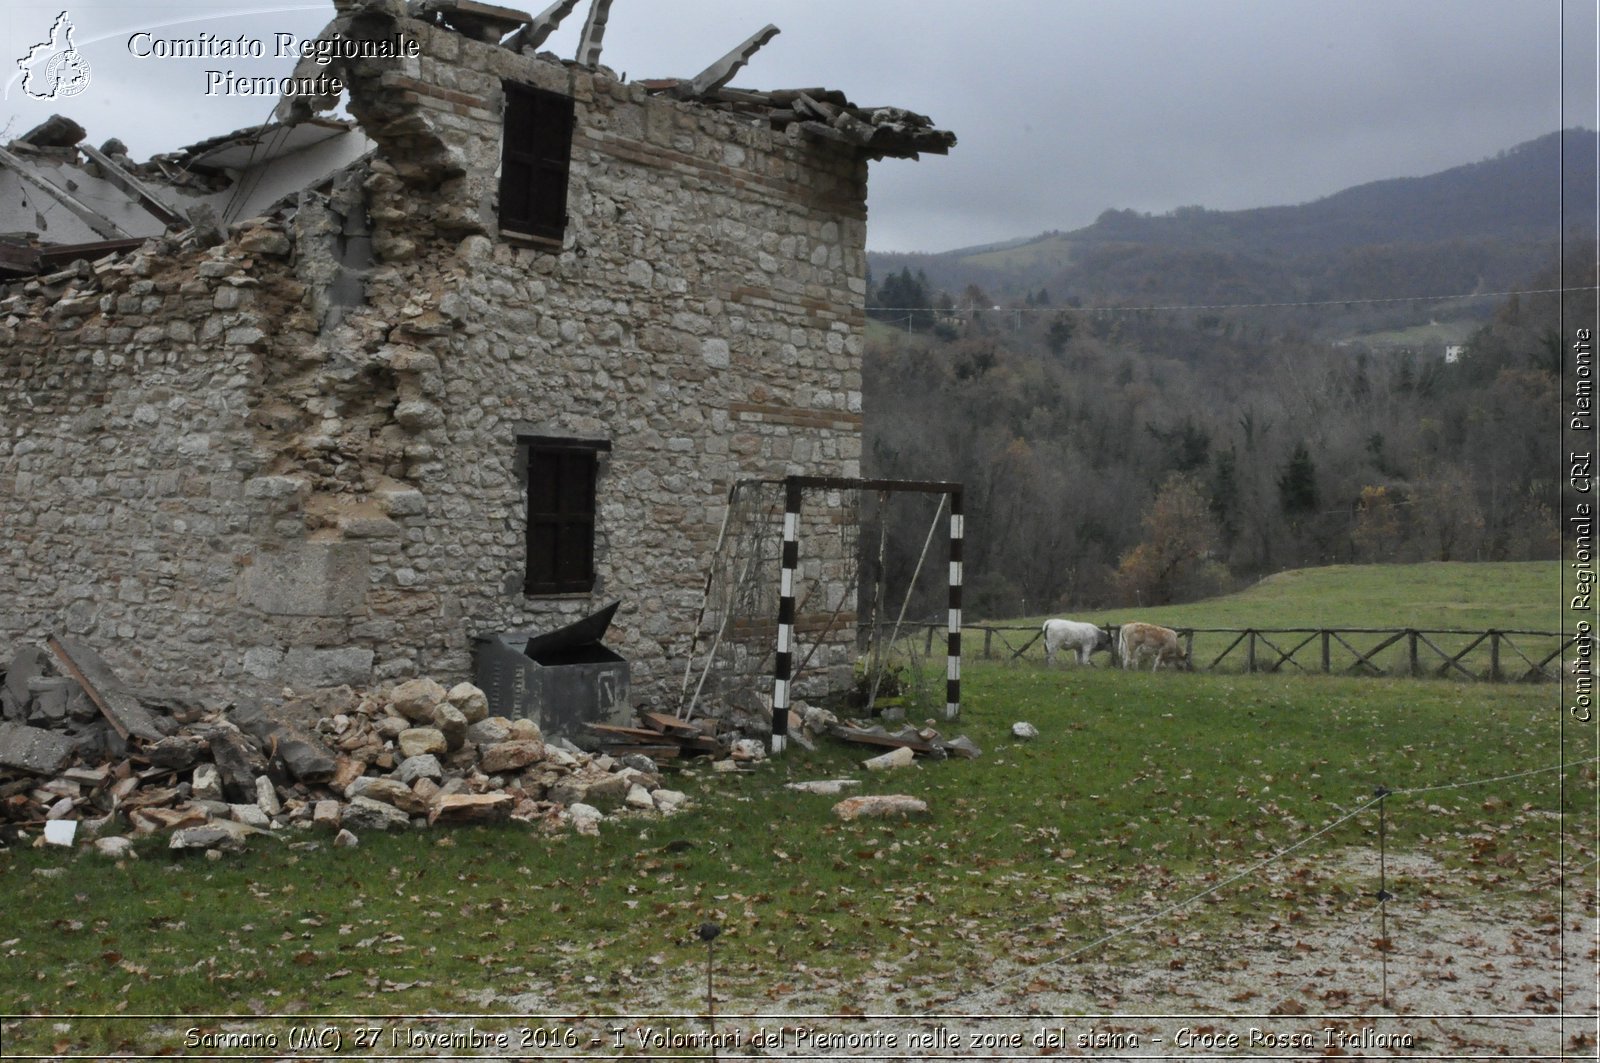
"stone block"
394,754,442,784
428,792,510,825
479,739,543,773
398,727,448,758
243,542,369,617
389,677,446,721
282,647,374,689
341,795,410,833
347,776,428,815
312,800,342,830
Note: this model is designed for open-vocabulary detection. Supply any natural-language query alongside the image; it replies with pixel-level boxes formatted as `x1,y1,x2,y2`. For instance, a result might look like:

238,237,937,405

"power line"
872,284,1600,317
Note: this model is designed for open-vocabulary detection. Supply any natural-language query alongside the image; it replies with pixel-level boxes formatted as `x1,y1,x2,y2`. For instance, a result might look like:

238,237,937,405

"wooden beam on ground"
828,725,936,756
45,636,166,742
639,711,702,737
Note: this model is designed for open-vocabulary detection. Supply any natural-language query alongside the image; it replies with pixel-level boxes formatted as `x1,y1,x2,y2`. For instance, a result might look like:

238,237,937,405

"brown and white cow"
1116,622,1189,671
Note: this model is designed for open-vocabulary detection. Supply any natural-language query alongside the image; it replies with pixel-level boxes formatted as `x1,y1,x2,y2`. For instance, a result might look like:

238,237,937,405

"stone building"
0,0,953,725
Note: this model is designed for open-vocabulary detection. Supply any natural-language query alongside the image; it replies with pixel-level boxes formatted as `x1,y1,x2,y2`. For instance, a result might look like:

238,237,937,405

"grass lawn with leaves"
0,658,1584,1055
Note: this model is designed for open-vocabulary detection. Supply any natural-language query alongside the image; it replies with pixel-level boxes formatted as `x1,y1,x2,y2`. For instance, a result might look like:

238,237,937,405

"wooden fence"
893,624,1577,682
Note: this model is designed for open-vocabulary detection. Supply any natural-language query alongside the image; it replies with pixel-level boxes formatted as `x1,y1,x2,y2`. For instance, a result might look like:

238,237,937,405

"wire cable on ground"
945,757,1597,1010
942,795,1385,1009
1391,759,1597,798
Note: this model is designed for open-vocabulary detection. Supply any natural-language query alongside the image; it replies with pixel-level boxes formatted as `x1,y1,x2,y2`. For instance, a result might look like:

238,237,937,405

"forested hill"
868,128,1597,334
856,130,1595,619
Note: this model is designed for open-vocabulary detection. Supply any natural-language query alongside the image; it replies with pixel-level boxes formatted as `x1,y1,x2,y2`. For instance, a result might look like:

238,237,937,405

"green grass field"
0,562,1588,1054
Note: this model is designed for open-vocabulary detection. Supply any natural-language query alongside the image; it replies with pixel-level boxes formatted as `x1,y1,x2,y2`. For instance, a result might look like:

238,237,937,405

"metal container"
473,602,630,738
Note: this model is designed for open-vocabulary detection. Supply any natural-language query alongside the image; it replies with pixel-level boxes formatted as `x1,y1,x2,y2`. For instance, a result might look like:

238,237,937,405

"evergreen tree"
1278,442,1319,518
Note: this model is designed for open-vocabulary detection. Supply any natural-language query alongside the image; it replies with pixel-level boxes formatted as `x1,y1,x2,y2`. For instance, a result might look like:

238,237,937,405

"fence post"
984,628,994,660
1407,630,1419,677
1372,785,1394,1006
1489,631,1501,682
1321,630,1330,674
1246,630,1257,673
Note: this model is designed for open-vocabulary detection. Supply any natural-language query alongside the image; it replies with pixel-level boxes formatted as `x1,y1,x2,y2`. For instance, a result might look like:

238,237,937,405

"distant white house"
1444,345,1464,364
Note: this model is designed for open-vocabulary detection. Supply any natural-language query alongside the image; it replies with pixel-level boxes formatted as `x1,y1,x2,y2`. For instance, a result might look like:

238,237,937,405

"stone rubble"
0,640,698,854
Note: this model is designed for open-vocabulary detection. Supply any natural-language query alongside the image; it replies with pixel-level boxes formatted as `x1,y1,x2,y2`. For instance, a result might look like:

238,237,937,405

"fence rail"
891,623,1576,682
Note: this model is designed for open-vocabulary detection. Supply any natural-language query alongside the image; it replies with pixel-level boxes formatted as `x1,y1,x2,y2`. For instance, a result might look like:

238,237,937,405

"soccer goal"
677,475,964,752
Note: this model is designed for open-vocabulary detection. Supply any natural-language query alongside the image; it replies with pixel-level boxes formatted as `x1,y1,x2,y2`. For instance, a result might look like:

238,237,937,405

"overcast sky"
3,0,1596,252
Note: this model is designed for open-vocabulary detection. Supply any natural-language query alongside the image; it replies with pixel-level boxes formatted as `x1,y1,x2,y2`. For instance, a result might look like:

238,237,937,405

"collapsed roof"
0,0,954,279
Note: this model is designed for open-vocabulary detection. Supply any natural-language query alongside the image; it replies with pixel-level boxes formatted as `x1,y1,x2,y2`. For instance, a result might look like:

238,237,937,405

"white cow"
1042,619,1113,666
1116,622,1189,671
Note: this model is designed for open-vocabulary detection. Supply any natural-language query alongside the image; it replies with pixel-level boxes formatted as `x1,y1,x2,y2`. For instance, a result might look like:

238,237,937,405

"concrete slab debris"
0,722,76,775
46,636,167,742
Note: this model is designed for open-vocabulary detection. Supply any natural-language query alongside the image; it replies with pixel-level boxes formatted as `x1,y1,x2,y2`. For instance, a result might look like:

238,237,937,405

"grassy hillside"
1018,561,1561,633
973,561,1567,680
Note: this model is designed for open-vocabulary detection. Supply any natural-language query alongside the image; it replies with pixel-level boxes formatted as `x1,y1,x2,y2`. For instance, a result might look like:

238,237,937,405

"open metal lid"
522,600,620,657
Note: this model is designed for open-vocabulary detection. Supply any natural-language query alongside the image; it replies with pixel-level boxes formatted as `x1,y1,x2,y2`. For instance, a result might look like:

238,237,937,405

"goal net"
677,476,964,746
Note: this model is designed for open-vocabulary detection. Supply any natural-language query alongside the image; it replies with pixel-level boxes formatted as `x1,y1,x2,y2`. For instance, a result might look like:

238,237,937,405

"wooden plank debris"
583,712,729,759
828,724,937,755
827,720,981,761
638,711,702,737
45,636,166,742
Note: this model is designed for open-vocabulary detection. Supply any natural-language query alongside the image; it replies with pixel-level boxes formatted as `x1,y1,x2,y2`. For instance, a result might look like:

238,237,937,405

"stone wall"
1,3,871,718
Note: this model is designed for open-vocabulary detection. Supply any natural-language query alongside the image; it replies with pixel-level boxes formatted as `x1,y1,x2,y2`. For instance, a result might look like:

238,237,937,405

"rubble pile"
0,642,693,855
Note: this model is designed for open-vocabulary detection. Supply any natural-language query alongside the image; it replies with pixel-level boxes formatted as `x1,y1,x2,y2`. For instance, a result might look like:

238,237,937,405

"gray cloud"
3,0,1593,253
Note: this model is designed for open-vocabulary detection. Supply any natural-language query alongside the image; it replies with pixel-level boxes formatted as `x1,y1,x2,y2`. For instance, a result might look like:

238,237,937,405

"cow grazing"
1042,619,1112,666
1116,622,1189,671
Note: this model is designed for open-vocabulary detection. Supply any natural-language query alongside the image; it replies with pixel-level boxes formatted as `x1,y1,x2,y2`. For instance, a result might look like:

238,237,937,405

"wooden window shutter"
500,83,574,243
523,438,606,595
